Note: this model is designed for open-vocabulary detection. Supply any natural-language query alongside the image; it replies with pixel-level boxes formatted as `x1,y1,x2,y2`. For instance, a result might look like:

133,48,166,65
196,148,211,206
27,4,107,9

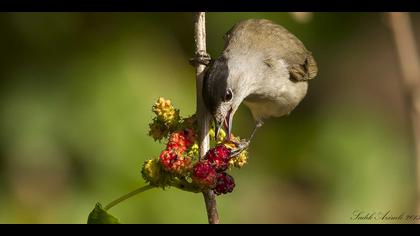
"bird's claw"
189,50,211,66
229,139,250,158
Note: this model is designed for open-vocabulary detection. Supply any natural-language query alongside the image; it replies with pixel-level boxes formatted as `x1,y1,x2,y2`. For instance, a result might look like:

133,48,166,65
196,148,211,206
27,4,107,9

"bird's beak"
214,118,223,142
225,108,233,141
214,109,233,141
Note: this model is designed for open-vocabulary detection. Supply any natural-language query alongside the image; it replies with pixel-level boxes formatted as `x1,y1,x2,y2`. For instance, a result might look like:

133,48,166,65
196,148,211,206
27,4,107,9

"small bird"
203,19,318,146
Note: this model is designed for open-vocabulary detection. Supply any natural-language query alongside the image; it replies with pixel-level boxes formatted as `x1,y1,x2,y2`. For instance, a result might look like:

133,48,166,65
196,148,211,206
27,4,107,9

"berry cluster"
192,144,235,195
207,145,231,171
142,97,247,196
192,161,217,188
148,97,180,141
214,172,235,195
159,130,194,174
167,129,195,153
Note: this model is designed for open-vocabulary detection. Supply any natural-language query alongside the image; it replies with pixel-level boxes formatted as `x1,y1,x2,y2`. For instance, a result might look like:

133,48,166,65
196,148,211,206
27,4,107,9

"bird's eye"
224,89,233,102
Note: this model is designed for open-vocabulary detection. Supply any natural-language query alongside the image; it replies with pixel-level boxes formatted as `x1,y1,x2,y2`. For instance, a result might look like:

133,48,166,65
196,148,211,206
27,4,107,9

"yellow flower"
208,128,215,139
187,143,199,159
152,97,180,128
229,150,248,169
141,158,169,187
216,129,226,143
209,128,227,144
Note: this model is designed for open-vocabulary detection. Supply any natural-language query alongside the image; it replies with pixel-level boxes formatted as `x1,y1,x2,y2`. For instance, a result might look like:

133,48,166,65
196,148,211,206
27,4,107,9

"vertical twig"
193,12,220,224
388,12,420,215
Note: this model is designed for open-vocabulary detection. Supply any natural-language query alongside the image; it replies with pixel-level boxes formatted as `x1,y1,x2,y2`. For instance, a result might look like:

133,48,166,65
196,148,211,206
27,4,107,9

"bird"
202,19,318,149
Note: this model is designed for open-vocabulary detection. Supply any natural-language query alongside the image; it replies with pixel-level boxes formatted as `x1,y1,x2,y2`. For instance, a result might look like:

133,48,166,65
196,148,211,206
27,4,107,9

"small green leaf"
87,202,120,224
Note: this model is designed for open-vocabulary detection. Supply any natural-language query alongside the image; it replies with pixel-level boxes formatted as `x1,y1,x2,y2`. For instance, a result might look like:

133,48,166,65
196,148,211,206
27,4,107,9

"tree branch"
388,12,420,215
193,12,220,224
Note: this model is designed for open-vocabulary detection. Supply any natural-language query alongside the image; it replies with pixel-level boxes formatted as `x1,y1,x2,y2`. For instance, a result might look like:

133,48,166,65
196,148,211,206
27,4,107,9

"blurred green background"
0,12,418,223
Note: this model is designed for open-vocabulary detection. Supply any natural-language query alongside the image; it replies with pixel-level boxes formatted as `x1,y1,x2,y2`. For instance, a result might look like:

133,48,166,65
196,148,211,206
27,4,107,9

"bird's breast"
243,80,308,121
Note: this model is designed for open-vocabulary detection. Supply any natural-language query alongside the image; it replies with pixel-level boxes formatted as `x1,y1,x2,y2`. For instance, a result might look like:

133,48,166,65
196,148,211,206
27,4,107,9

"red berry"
207,145,231,171
192,161,217,188
160,150,176,169
167,141,186,153
167,130,193,153
213,172,235,195
159,149,191,173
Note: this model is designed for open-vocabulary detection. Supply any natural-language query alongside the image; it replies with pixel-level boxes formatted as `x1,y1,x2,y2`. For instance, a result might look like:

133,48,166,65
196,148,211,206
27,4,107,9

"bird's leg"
249,119,264,143
229,120,264,158
189,50,212,66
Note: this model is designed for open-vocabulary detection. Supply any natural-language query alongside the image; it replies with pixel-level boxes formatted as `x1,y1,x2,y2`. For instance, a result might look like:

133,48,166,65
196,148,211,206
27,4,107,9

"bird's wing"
224,19,318,82
268,22,318,82
287,52,318,82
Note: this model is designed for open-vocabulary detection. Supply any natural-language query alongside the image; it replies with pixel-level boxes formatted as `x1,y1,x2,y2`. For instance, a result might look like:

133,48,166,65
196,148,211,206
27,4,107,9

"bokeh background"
0,12,418,223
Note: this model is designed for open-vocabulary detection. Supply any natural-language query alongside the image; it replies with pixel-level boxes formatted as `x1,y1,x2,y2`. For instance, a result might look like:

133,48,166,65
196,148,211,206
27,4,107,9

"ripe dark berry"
207,145,231,171
213,172,235,195
192,161,217,188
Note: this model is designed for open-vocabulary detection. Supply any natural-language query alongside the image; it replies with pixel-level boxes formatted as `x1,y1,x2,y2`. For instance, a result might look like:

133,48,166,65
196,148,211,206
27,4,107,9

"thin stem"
171,178,201,193
104,185,155,211
388,12,420,215
193,12,220,224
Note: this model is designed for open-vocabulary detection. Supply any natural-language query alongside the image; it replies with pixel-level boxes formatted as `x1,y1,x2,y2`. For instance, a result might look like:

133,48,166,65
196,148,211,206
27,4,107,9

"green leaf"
87,202,121,224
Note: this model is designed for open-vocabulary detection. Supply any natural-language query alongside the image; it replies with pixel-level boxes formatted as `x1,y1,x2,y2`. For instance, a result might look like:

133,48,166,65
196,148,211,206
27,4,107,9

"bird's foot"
229,139,249,158
189,50,211,66
228,119,264,158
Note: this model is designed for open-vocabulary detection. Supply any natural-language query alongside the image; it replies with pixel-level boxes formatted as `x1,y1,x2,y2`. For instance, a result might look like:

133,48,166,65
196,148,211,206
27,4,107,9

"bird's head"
203,55,246,141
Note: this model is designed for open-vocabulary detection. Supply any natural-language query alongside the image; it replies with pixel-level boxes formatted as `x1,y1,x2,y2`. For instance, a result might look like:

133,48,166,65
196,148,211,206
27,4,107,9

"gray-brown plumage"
203,19,318,141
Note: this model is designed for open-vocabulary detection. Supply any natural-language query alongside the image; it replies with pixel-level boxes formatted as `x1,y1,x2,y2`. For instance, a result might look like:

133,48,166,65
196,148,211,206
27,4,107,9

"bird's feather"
224,19,318,82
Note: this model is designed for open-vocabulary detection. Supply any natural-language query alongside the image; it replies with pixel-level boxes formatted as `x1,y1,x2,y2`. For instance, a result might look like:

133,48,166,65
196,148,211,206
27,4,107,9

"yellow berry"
217,129,226,143
229,150,248,169
151,97,180,130
188,143,199,158
209,128,215,139
141,158,168,187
